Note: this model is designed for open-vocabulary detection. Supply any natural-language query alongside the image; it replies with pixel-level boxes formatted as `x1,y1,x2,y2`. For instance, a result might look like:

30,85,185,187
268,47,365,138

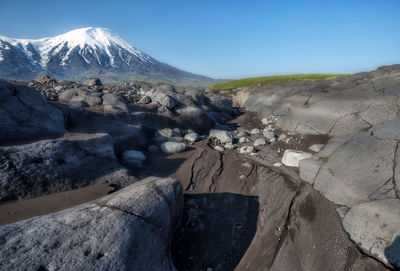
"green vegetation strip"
210,74,349,91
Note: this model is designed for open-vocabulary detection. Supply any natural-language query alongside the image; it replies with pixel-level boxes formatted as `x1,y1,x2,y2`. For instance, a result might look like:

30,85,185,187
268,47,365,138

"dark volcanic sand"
0,183,115,226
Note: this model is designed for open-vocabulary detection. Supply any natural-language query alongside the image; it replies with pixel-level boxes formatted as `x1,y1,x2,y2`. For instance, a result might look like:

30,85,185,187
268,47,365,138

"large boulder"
58,88,103,107
176,107,213,134
102,93,129,114
0,133,136,202
343,199,400,268
0,80,65,143
50,103,147,154
0,177,183,271
161,142,187,154
312,133,397,207
281,149,312,167
150,85,177,109
83,78,102,86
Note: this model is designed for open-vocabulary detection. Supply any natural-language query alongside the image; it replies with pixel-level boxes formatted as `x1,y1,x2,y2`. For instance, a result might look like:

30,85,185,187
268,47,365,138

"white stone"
236,131,248,137
278,133,287,141
253,138,266,147
239,137,250,143
224,143,234,149
308,144,325,152
273,162,283,167
261,117,270,125
54,85,64,91
158,128,181,138
281,149,313,167
209,129,234,144
161,142,186,154
184,132,199,143
250,128,260,134
263,129,275,140
213,145,224,152
239,146,254,154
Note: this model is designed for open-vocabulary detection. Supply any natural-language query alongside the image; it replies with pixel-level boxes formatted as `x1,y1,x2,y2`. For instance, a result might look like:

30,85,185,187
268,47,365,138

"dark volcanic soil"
0,183,115,226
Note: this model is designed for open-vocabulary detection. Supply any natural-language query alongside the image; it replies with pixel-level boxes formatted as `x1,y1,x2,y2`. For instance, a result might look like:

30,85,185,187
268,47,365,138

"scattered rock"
139,95,151,104
263,129,275,140
224,143,234,149
250,128,260,134
83,78,102,86
158,128,181,138
254,138,266,147
58,88,103,107
278,133,287,141
209,129,234,144
239,146,254,154
161,142,187,154
239,137,250,143
281,149,313,167
213,145,224,152
237,131,249,137
184,133,199,143
35,75,56,83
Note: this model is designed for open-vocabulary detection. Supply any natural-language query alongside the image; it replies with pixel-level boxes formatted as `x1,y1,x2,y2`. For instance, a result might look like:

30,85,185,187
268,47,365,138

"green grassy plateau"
209,73,349,91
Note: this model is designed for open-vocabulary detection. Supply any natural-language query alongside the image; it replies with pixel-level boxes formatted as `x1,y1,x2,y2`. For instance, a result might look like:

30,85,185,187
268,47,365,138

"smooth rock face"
343,199,400,268
298,157,323,185
161,142,187,154
0,177,183,271
0,133,136,202
281,149,312,167
313,133,397,207
209,130,234,144
0,80,65,143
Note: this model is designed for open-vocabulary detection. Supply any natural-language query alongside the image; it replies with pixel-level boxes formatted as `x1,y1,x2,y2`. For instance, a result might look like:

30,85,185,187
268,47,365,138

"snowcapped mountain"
0,27,212,85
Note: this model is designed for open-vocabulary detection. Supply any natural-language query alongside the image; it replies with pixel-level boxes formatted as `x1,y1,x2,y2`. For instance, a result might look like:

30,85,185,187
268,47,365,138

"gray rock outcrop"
0,80,65,143
0,177,183,271
0,133,136,202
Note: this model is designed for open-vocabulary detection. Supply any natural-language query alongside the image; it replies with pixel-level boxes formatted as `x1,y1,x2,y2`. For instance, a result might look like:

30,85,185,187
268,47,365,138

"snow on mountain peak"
0,27,151,68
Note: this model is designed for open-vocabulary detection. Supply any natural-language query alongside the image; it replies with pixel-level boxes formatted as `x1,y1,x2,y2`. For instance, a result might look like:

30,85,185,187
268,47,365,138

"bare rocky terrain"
0,65,400,270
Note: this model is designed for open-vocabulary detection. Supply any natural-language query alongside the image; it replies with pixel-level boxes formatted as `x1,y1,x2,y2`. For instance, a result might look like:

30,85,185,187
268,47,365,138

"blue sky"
0,0,399,79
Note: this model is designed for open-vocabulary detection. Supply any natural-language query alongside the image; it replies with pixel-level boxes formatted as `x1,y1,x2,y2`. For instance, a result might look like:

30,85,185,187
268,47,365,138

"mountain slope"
0,27,213,86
